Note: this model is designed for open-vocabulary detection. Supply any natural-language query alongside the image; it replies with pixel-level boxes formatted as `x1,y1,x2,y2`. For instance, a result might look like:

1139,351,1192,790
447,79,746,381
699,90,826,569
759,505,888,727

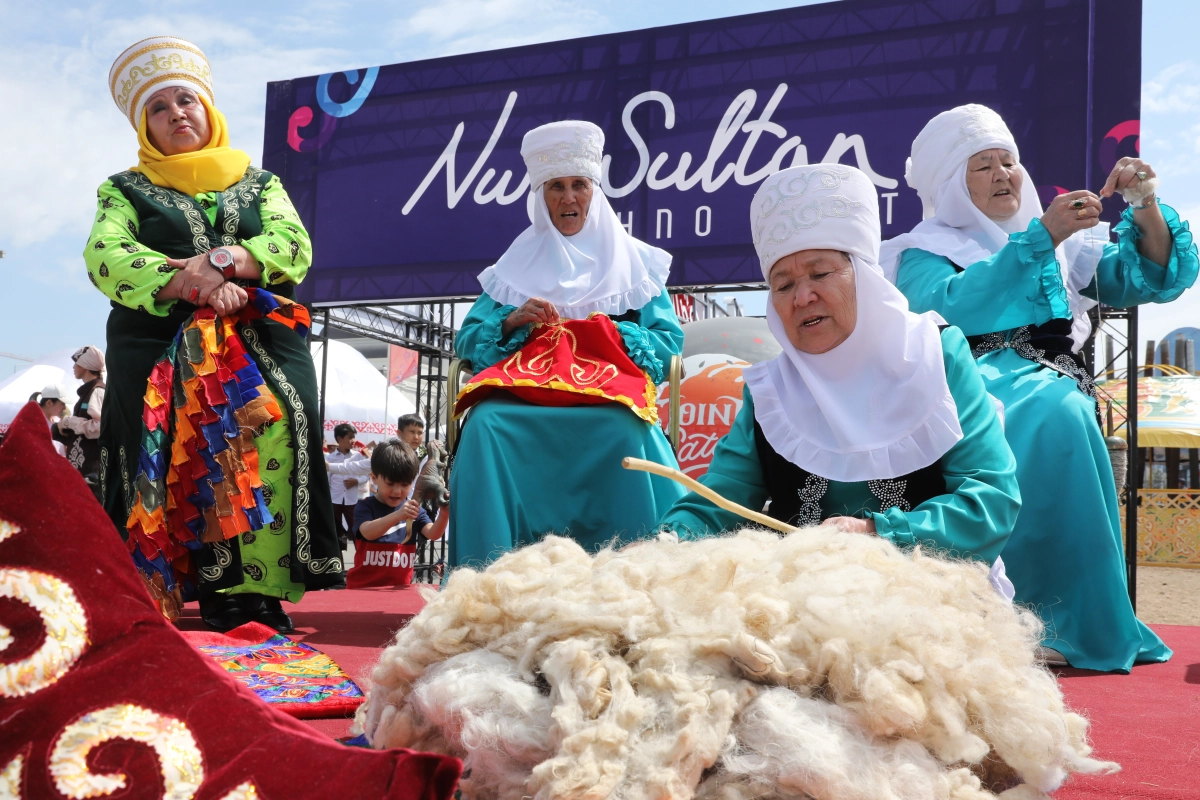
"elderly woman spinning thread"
659,165,1021,576
451,120,686,569
879,104,1199,672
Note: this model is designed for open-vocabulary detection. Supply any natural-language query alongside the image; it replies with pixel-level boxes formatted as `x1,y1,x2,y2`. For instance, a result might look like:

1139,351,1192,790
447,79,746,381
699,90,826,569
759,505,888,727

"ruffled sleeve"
870,327,1020,563
615,322,665,383
1086,202,1199,308
895,218,1071,335
453,294,531,371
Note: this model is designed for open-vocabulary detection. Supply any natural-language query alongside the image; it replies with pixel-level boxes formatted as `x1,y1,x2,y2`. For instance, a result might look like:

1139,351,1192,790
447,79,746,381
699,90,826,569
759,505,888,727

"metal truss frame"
1087,304,1140,608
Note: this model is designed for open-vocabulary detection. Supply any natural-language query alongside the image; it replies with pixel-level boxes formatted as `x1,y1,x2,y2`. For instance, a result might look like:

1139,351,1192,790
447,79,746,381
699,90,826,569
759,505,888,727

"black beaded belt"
966,319,1101,427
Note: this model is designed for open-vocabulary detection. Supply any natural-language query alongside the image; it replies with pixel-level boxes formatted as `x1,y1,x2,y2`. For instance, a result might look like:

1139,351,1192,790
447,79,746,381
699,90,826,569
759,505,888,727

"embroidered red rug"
183,622,365,719
0,401,461,798
454,315,658,423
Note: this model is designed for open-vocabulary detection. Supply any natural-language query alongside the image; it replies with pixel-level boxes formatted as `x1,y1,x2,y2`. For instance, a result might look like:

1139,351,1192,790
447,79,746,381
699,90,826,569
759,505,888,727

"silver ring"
1069,198,1087,209
1136,170,1148,181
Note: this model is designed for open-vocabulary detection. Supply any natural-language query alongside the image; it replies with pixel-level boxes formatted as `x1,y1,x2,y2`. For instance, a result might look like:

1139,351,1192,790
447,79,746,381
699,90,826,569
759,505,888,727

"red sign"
658,354,749,477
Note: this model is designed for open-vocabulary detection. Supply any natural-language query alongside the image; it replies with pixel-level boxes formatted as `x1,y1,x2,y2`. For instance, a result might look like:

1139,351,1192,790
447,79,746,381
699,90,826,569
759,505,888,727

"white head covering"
742,165,962,482
71,345,106,373
878,104,1106,350
476,120,671,319
109,36,215,129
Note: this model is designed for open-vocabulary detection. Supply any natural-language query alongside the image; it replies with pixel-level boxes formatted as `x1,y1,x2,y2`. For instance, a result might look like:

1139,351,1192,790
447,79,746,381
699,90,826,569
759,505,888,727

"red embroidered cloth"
454,315,658,424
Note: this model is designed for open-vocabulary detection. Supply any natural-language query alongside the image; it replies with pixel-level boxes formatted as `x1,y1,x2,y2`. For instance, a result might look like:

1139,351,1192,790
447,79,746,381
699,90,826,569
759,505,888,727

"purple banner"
263,0,1142,306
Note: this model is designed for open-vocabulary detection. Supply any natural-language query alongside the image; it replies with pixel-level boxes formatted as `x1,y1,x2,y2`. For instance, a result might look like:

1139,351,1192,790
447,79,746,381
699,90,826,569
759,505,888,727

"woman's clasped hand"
158,245,261,315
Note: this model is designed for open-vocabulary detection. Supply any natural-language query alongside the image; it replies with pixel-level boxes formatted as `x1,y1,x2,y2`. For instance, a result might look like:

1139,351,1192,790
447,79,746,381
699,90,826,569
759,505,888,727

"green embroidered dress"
85,167,343,602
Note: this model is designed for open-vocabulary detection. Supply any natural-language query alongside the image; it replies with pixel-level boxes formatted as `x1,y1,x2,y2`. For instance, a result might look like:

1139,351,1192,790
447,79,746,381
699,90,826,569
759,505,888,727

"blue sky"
1,0,1198,376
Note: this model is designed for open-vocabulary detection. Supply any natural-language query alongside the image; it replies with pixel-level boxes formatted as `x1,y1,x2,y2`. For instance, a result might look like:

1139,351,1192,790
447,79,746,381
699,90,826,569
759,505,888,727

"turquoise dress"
449,289,686,569
659,327,1020,564
895,204,1197,672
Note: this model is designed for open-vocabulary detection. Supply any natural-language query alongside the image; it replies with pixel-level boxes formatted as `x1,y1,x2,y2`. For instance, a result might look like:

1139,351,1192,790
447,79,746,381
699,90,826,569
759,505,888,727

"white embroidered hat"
750,164,881,279
520,120,604,188
109,36,214,129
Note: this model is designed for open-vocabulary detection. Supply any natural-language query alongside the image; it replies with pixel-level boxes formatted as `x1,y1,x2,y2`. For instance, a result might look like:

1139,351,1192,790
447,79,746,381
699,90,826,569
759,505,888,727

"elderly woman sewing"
88,37,342,632
878,104,1198,672
450,120,686,569
658,165,1020,572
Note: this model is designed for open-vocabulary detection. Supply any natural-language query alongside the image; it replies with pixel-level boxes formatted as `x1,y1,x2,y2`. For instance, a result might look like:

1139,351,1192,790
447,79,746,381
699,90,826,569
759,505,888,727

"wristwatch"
208,246,236,279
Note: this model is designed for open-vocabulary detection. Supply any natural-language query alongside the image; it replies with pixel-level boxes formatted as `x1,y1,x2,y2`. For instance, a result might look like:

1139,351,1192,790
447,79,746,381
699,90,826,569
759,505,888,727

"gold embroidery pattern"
218,783,260,800
456,316,660,425
1,755,24,797
500,323,620,388
110,38,210,102
115,50,213,125
0,519,91,699
50,704,203,799
241,327,342,576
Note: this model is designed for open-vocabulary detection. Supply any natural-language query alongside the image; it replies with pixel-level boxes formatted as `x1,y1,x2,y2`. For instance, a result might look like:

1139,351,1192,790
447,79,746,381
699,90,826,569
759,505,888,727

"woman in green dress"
877,104,1197,672
90,36,342,632
450,120,686,570
659,165,1021,586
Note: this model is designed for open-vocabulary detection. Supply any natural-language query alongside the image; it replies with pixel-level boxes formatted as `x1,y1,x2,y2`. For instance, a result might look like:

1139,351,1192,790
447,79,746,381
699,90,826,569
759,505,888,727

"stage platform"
180,588,1200,797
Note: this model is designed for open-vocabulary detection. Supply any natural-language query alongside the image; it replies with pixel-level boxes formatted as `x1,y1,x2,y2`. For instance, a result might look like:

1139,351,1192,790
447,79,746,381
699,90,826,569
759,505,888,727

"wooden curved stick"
622,457,798,534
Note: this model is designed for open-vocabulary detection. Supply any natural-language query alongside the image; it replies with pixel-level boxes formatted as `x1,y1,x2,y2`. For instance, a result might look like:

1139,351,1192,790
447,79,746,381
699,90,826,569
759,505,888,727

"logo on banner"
658,354,750,477
400,85,898,220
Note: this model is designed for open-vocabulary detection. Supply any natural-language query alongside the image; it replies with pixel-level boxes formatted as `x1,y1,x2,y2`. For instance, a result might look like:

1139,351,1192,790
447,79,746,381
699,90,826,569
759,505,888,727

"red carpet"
181,591,1200,793
1055,624,1200,799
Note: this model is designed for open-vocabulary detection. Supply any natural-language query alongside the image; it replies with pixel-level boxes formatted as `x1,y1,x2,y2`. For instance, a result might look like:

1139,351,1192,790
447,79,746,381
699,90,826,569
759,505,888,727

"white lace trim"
478,251,670,320
743,356,964,483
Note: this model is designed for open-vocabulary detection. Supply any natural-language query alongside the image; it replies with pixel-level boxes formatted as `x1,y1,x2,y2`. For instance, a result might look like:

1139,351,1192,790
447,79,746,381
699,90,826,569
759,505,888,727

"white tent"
0,348,85,433
310,340,416,444
2,342,412,444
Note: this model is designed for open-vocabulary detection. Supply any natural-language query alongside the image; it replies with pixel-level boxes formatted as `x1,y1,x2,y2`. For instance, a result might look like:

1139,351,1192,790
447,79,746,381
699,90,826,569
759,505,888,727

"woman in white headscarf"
659,165,1020,572
879,104,1198,672
450,120,686,569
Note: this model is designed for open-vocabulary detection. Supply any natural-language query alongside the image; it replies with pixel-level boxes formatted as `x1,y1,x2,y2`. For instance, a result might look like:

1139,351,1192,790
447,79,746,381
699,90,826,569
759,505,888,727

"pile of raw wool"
357,528,1116,799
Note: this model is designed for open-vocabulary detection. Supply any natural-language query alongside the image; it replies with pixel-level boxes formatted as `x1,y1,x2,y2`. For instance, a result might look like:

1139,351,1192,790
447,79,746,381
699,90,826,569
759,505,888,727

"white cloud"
1142,61,1200,114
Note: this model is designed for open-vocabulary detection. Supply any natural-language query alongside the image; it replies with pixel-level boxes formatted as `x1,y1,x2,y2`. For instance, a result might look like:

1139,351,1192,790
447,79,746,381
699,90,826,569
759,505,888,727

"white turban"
476,120,670,320
904,104,1022,219
742,165,962,483
879,104,1105,351
72,345,105,373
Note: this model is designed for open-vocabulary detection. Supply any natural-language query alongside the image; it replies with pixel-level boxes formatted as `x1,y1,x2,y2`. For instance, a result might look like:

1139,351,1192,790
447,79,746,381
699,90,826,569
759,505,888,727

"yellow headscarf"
133,93,252,197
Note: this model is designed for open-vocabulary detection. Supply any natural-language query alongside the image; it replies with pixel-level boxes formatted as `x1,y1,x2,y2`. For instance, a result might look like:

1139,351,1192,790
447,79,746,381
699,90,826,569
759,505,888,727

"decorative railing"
1121,489,1200,567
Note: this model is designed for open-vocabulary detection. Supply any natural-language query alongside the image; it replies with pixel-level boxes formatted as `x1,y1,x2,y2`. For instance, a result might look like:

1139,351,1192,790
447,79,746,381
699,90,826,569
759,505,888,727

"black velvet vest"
752,415,947,527
109,167,270,258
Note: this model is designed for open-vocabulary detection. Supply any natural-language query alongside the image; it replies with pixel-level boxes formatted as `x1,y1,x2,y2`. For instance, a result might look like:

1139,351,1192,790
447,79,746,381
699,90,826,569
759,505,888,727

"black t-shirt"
352,496,432,544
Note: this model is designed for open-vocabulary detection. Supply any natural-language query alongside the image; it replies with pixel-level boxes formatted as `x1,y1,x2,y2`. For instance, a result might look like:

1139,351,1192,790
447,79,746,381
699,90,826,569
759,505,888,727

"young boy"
353,439,448,545
396,413,430,503
326,423,371,548
397,413,425,453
